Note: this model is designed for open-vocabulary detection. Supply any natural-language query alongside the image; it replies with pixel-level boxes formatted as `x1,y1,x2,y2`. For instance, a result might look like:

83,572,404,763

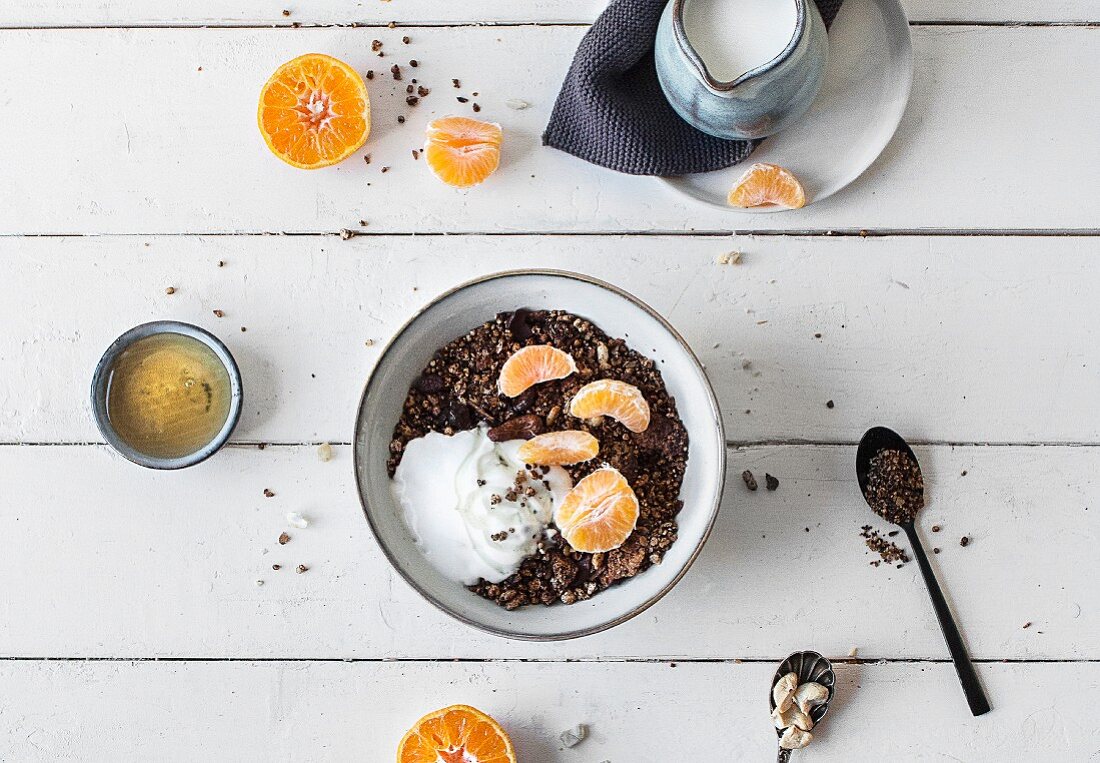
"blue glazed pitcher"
655,0,828,141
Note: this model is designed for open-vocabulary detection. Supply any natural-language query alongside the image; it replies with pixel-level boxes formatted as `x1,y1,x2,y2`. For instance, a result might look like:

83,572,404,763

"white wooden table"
1,1,1098,760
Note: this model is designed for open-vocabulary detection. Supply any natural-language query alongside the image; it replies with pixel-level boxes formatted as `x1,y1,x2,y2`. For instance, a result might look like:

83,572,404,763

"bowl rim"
89,320,244,470
353,269,727,641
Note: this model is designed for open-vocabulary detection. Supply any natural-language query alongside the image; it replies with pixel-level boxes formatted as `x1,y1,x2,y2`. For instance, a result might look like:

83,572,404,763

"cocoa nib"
487,414,545,442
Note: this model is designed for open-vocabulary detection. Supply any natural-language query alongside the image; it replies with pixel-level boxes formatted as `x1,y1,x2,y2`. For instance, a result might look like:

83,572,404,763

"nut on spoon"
770,651,834,762
856,426,991,716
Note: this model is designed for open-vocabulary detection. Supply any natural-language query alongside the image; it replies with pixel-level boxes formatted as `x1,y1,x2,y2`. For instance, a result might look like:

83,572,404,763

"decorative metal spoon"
856,426,991,716
771,651,835,762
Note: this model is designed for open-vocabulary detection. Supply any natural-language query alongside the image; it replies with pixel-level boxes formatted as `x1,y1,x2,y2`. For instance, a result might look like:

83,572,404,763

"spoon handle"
902,522,991,716
776,749,791,763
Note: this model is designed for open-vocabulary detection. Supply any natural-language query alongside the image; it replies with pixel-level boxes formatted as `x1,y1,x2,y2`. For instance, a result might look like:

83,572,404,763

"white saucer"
658,0,913,211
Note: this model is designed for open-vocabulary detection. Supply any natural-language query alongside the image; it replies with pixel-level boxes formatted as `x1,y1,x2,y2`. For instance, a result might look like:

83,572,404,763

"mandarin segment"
518,430,599,466
727,162,806,209
554,467,640,553
258,53,370,169
568,379,651,433
424,116,503,188
498,345,577,397
397,704,516,763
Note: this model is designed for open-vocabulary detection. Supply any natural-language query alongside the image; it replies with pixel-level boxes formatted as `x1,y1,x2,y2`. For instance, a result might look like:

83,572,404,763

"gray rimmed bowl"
353,270,727,640
90,321,243,470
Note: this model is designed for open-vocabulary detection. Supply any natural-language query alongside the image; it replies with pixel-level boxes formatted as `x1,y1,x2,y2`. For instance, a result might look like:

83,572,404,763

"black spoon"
856,426,991,716
770,651,835,762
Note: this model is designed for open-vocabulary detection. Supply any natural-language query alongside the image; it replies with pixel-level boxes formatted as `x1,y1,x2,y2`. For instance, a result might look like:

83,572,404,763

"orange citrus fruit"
258,53,370,169
424,116,503,188
518,430,600,466
554,467,640,553
498,345,577,398
569,379,651,433
727,162,806,209
397,704,516,763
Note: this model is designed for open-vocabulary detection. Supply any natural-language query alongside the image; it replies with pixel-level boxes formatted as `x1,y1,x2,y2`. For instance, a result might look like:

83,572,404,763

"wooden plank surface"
0,26,1097,234
2,234,1097,445
3,0,1095,26
1,442,1095,659
2,659,1098,761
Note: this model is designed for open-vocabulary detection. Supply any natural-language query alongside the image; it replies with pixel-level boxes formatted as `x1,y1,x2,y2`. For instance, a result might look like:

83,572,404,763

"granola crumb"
278,532,290,545
164,286,176,295
765,473,779,491
717,250,742,265
213,309,224,318
263,488,275,498
296,564,308,574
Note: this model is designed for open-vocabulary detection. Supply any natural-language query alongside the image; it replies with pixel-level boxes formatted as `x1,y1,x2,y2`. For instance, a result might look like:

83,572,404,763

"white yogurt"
392,426,573,585
682,0,798,82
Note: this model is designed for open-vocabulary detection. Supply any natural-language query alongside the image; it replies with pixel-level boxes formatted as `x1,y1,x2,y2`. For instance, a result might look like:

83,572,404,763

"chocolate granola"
388,309,689,609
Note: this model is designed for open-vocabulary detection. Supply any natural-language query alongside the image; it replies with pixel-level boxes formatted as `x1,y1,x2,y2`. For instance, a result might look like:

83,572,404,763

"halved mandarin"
424,116,503,188
727,162,806,209
397,704,516,763
554,467,639,554
498,345,577,398
258,53,371,169
518,430,599,466
568,379,650,433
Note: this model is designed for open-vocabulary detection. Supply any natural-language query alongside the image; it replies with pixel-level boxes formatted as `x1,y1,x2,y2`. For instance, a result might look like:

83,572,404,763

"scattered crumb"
932,524,941,532
1023,621,1032,629
287,512,309,529
472,103,482,112
848,647,859,658
365,339,375,347
263,489,275,498
506,99,530,110
933,547,941,554
402,35,410,43
318,443,334,462
452,78,461,88
960,536,970,547
560,725,588,748
741,470,758,491
961,470,968,476
272,564,281,570
256,579,264,586
717,250,742,265
217,260,225,267
213,309,224,318
340,228,354,240
281,8,290,15
164,286,176,295
826,400,834,409
296,564,309,574
765,473,779,491
279,532,290,545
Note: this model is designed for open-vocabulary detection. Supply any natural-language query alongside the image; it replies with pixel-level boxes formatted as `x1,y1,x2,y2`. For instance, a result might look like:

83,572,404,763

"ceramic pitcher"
655,0,828,141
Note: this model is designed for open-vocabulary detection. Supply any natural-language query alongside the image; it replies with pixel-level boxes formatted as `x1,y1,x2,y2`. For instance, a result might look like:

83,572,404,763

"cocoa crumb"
263,489,275,498
472,103,481,112
371,40,383,52
826,399,834,409
411,150,420,160
381,166,390,173
452,78,461,88
213,309,224,318
765,473,779,491
164,286,176,295
366,70,374,80
272,564,281,570
960,536,970,547
457,96,469,103
741,470,758,491
409,59,418,67
390,64,402,80
296,564,308,574
402,35,410,44
281,9,290,16
278,532,290,545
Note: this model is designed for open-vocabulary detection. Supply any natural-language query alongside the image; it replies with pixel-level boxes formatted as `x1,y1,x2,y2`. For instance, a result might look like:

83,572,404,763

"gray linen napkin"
543,0,844,176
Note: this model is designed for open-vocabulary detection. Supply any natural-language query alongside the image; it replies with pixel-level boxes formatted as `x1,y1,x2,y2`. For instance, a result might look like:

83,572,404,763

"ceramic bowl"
655,0,828,140
353,271,726,640
90,320,243,470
